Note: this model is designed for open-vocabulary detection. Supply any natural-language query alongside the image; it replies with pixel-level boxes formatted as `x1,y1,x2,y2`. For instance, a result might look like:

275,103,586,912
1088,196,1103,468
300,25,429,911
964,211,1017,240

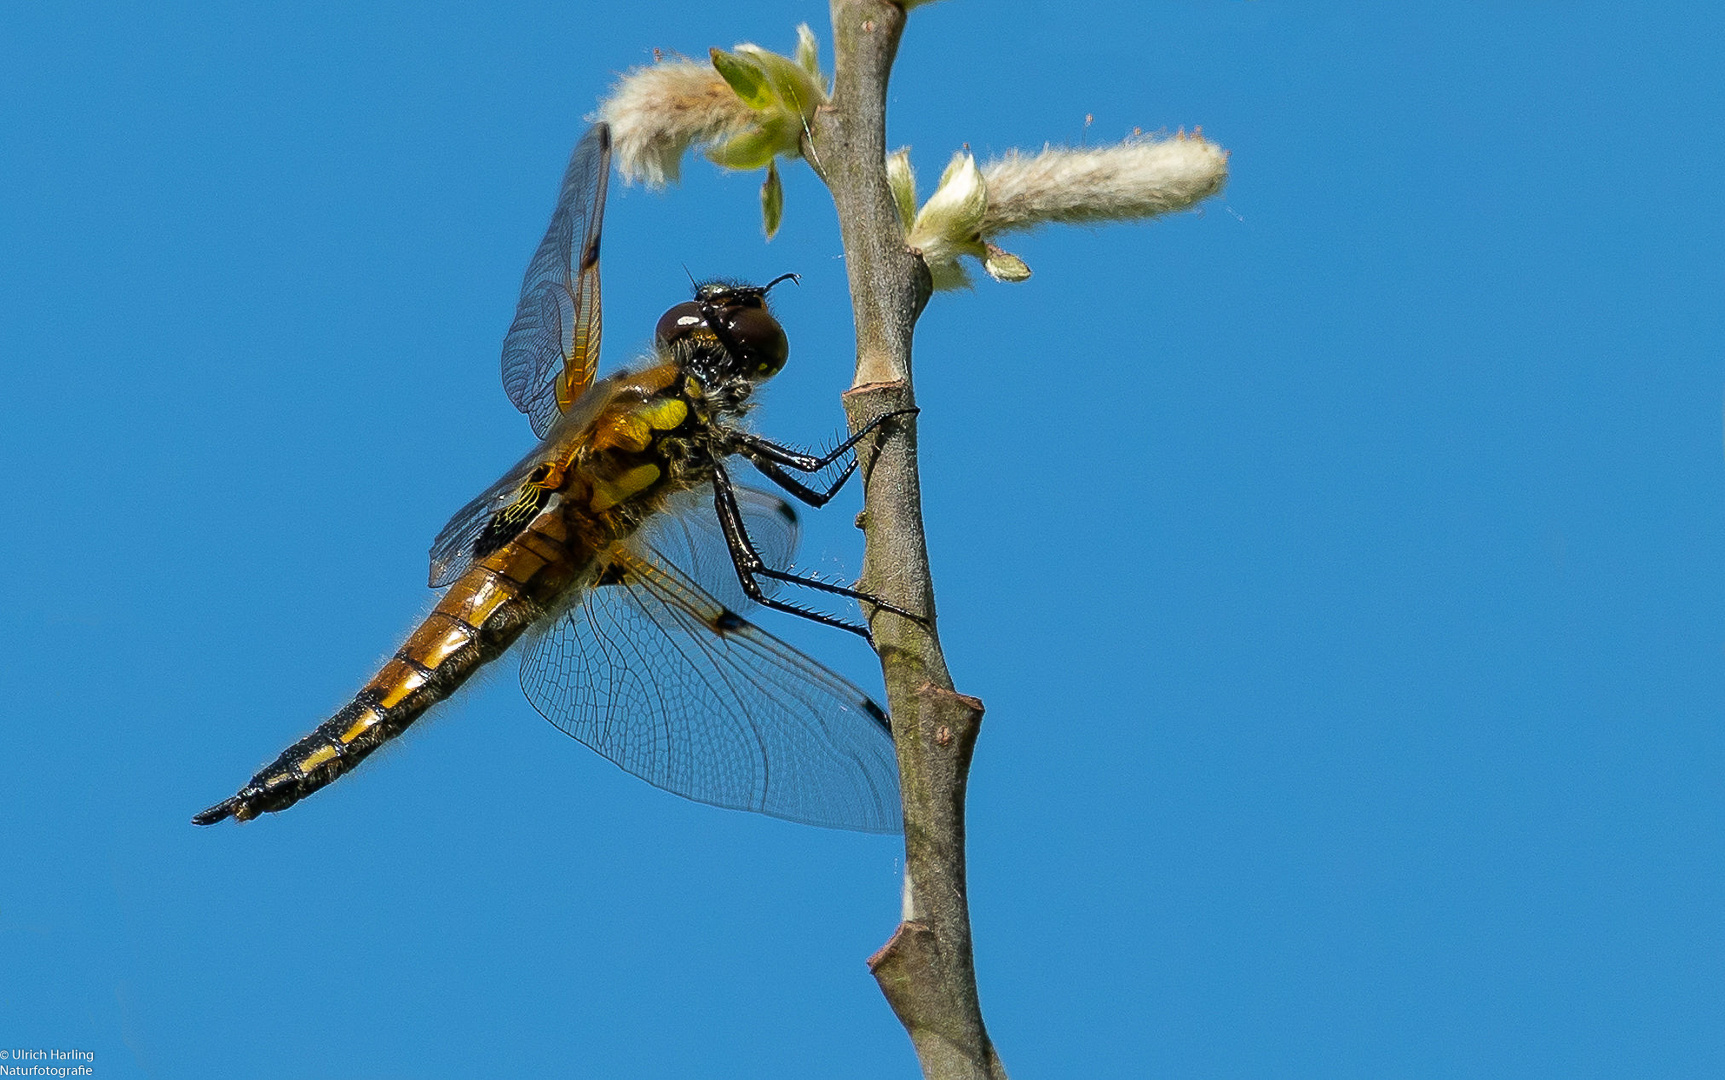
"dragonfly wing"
519,548,901,833
635,485,799,613
502,123,610,438
426,465,540,588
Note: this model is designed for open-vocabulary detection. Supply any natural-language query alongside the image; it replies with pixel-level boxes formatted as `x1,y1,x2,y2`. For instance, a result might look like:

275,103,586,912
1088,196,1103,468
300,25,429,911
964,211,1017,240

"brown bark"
812,3,1007,1077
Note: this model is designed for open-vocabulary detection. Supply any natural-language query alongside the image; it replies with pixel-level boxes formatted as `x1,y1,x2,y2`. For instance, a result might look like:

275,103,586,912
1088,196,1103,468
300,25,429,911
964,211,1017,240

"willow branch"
813,3,1005,1078
595,9,1226,1076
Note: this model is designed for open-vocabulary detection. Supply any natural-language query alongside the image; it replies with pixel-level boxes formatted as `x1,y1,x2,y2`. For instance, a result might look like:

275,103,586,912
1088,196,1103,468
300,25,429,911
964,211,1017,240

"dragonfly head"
656,276,796,385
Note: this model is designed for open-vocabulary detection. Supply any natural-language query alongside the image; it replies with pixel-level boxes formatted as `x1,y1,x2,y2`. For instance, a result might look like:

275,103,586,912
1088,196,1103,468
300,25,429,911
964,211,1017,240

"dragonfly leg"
710,458,929,639
733,407,918,508
748,456,856,508
733,407,919,473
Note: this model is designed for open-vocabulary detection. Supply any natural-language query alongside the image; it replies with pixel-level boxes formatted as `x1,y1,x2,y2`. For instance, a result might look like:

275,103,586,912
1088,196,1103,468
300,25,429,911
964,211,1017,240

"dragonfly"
194,122,915,833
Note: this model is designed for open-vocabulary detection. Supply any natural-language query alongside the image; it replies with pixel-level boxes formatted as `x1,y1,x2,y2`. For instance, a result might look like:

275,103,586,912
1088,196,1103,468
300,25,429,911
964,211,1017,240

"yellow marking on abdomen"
437,571,518,627
339,707,383,744
297,744,339,774
484,543,549,581
515,527,570,563
400,614,477,670
477,528,581,602
590,463,661,511
371,659,430,709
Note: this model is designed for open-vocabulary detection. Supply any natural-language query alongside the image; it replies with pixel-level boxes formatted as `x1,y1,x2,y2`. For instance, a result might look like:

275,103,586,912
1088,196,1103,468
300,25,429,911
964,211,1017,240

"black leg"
749,455,857,508
710,459,928,639
732,407,919,473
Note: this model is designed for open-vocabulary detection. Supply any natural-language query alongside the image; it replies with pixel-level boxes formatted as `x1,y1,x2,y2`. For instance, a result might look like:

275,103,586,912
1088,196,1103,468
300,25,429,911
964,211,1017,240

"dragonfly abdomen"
192,515,593,824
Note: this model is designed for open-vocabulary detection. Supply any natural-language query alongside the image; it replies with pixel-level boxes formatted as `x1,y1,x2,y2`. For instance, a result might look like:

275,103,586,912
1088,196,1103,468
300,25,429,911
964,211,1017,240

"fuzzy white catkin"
903,152,988,287
980,134,1229,235
598,60,756,187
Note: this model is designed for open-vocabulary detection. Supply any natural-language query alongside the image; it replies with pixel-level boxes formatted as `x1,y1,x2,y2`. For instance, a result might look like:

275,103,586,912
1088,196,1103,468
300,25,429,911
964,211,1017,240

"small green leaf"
739,46,824,120
710,48,774,110
761,161,784,240
706,119,793,170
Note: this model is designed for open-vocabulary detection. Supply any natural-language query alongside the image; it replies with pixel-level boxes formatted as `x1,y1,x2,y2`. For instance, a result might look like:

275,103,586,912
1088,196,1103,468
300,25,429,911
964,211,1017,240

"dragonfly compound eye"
721,304,789,378
655,301,707,349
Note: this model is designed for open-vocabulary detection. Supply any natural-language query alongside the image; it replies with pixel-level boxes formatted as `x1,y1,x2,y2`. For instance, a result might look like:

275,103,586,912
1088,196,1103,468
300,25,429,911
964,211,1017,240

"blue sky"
3,2,1722,1076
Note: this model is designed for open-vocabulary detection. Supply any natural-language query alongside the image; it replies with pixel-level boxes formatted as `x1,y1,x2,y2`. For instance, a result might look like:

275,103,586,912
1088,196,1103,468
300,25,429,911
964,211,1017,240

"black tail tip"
191,798,240,826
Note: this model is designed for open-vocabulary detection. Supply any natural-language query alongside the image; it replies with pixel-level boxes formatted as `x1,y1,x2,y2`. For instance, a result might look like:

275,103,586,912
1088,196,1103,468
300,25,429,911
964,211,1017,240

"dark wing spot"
711,608,747,634
472,483,553,561
595,563,629,587
862,699,892,734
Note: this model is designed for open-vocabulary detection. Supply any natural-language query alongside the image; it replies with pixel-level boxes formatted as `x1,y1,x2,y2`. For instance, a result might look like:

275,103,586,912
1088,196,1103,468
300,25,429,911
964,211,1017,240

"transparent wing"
426,462,544,588
637,485,799,613
519,546,901,833
501,123,610,438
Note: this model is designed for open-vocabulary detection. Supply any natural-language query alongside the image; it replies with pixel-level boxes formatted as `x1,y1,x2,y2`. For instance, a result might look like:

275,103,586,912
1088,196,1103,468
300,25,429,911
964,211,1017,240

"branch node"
916,682,985,746
844,379,910,401
867,919,934,974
